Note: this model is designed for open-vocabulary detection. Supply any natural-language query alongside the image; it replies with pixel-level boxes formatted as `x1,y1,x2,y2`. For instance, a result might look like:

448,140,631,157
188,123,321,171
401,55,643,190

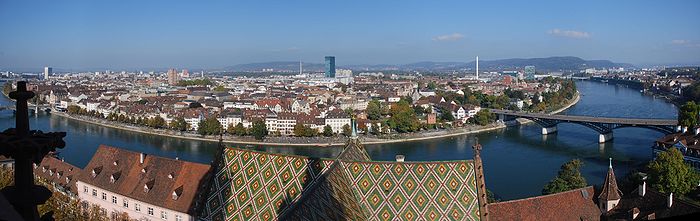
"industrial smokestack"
476,56,479,80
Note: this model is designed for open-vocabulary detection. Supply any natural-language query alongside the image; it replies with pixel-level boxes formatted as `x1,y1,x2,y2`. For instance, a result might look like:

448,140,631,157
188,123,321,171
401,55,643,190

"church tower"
598,158,622,212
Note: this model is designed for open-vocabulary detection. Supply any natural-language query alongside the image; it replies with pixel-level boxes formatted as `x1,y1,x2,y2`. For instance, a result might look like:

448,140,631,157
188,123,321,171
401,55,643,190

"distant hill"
224,56,636,72
402,56,635,72
224,62,325,72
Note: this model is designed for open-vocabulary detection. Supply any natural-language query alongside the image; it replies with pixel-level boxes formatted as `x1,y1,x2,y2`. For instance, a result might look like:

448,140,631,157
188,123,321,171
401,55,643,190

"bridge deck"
490,109,677,126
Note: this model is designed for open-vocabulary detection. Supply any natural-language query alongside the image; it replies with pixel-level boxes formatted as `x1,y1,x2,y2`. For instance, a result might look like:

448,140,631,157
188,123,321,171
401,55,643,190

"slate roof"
78,145,211,214
599,165,622,201
488,186,601,221
199,138,481,221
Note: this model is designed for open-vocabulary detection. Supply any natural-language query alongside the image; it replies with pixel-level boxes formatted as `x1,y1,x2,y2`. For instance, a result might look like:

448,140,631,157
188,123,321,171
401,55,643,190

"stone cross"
0,81,66,221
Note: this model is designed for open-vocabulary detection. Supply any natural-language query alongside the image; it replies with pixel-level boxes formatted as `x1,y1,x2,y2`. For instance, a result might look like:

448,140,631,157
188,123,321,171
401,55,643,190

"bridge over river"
490,109,679,143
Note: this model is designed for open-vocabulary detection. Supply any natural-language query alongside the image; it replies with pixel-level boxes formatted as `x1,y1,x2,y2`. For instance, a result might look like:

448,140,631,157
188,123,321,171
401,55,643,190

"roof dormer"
144,179,155,193
91,166,103,178
167,173,174,179
172,186,183,201
110,171,121,183
113,160,119,166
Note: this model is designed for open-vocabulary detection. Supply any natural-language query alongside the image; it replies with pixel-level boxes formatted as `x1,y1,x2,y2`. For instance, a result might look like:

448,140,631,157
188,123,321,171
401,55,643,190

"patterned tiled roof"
200,142,481,221
340,161,479,220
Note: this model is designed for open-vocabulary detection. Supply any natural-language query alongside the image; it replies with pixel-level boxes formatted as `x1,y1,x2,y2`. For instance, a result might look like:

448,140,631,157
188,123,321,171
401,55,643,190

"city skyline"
1,1,699,69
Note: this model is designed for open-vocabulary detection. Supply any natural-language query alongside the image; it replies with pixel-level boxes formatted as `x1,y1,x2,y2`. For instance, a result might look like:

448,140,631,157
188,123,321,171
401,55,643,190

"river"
0,81,677,200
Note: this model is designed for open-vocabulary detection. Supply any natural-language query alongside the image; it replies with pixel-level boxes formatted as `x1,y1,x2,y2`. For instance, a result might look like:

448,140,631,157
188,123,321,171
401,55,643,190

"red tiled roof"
34,156,82,194
488,186,601,221
78,145,211,214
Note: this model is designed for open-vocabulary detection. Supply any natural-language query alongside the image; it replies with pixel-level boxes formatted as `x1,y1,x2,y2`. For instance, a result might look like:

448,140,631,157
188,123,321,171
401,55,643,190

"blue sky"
1,0,699,70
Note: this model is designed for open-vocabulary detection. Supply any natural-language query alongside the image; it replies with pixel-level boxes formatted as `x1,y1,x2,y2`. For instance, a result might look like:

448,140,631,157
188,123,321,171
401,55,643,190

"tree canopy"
678,101,700,128
542,159,588,195
647,148,700,195
387,100,420,133
469,109,495,126
251,119,268,140
197,117,222,135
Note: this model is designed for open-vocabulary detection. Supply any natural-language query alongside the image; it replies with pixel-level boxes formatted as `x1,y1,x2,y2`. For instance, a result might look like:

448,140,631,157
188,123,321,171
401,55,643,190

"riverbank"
50,91,581,147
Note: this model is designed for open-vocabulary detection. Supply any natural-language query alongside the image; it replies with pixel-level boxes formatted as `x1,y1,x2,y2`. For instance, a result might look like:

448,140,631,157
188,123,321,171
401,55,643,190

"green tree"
427,81,437,90
226,123,236,134
67,105,81,114
647,148,700,195
170,117,189,131
323,125,334,137
440,107,455,122
293,123,306,137
542,159,588,195
148,116,166,129
367,99,383,120
213,85,226,92
198,117,222,135
251,119,268,140
342,124,352,137
232,123,247,136
387,100,420,133
469,109,495,126
678,101,700,128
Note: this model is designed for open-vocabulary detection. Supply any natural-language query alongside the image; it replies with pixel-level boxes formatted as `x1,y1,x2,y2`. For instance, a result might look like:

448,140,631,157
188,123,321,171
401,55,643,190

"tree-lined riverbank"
49,92,580,146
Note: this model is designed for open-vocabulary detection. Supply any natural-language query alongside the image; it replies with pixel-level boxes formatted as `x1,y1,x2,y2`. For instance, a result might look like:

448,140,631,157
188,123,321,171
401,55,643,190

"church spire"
599,158,622,212
351,115,358,139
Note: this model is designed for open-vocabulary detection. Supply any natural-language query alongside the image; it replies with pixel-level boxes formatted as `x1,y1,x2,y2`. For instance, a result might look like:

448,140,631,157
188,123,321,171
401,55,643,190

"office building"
44,67,52,80
325,56,335,78
524,66,535,79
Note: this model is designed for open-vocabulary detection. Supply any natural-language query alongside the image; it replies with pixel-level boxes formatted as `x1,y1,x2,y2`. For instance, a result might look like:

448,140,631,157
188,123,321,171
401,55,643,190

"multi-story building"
44,66,52,80
324,56,335,78
167,69,180,86
76,145,210,221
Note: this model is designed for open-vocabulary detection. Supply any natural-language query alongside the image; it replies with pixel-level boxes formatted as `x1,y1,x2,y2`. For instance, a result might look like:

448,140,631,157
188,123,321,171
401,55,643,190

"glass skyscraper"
325,56,335,78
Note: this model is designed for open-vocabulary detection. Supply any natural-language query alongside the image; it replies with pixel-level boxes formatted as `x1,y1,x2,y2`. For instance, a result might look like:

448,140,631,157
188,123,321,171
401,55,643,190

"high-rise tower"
325,56,335,78
43,67,52,80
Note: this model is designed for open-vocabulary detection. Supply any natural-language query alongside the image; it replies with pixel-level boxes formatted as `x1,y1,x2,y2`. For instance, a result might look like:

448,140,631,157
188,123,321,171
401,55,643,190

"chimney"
695,127,700,135
639,181,646,197
140,153,145,164
395,155,405,162
682,126,688,133
676,125,682,132
667,193,673,208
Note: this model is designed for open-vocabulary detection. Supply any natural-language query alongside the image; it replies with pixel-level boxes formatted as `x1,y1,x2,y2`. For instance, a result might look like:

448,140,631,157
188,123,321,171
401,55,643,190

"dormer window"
141,168,147,173
172,186,183,201
57,171,63,178
49,170,54,176
65,177,70,183
42,166,46,173
113,160,119,166
91,166,103,178
110,171,121,183
33,163,37,169
168,173,173,179
144,179,155,193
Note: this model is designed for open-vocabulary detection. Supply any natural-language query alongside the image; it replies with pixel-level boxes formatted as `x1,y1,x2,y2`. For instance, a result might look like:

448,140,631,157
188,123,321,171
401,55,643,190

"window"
135,203,141,212
112,196,117,204
176,215,182,221
84,186,88,193
161,211,167,220
102,192,107,200
148,207,154,216
123,199,128,208
92,189,97,196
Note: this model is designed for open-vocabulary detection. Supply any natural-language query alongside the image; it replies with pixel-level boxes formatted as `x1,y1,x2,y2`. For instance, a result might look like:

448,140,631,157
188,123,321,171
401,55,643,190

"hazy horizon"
1,0,699,70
